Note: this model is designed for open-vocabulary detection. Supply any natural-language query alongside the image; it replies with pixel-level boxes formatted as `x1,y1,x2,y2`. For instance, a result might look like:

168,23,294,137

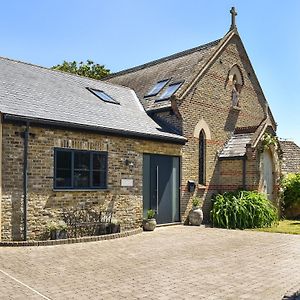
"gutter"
147,106,172,115
2,114,186,145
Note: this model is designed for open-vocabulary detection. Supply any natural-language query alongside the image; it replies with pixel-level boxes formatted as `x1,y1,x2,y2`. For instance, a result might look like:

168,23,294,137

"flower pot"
189,207,203,226
57,229,67,239
110,223,121,234
50,229,67,240
143,218,157,231
96,223,107,235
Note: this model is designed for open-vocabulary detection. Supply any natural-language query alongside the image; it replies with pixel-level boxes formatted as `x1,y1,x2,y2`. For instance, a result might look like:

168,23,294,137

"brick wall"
1,123,181,241
176,36,267,221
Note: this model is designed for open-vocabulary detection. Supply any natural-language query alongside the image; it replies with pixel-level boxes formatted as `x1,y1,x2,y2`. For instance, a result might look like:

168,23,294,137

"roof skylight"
144,79,170,97
156,82,183,101
87,88,119,104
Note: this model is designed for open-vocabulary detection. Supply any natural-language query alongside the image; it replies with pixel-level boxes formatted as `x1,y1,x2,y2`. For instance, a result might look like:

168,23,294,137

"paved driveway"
0,226,299,300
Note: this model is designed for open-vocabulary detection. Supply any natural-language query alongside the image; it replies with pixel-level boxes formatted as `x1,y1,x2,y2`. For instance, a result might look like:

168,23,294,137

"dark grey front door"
143,154,180,224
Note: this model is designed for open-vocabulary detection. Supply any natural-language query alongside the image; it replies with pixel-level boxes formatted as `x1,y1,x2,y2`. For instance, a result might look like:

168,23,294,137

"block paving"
0,226,299,299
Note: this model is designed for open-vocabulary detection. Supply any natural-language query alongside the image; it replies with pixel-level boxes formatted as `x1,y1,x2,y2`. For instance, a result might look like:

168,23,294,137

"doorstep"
156,222,182,227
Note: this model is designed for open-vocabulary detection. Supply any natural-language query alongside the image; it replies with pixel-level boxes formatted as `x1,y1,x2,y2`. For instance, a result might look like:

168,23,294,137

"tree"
51,59,110,80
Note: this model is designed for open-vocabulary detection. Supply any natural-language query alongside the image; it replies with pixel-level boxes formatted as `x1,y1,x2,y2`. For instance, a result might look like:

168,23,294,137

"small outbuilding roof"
280,140,300,174
0,57,186,144
219,133,253,159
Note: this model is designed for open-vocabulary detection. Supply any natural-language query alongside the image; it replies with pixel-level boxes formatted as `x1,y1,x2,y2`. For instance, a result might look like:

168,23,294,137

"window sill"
53,188,109,192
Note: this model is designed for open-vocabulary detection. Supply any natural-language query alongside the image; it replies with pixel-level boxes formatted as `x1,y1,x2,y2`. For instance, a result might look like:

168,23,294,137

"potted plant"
47,220,68,240
142,209,157,231
188,197,203,226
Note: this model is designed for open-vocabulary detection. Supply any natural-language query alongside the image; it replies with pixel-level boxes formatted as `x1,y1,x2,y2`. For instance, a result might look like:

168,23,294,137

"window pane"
145,79,169,97
93,171,100,187
56,151,71,169
74,152,90,170
93,153,106,170
92,170,106,187
199,131,206,184
56,169,72,187
74,171,90,188
158,82,182,100
88,88,119,104
95,91,114,102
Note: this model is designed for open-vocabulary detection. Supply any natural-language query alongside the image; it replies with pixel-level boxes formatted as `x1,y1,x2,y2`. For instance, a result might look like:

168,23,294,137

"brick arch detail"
193,118,211,140
228,64,244,87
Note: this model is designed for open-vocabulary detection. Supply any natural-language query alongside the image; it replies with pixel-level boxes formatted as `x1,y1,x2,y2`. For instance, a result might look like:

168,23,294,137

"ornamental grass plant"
211,191,278,229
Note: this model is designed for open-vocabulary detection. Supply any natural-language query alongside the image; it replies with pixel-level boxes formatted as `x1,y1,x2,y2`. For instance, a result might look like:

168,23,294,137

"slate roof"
105,40,221,111
0,57,186,143
280,140,300,174
219,133,253,159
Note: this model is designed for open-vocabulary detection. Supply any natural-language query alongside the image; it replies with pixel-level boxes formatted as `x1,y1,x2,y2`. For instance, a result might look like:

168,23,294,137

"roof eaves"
3,113,187,144
146,105,172,114
219,155,246,160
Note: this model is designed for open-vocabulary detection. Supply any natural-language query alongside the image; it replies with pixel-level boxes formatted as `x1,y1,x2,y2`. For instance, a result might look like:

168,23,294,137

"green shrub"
192,197,201,207
211,191,278,229
147,209,156,219
282,173,300,210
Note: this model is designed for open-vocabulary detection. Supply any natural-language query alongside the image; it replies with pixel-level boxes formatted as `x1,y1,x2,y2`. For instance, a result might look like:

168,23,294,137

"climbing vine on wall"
261,133,278,151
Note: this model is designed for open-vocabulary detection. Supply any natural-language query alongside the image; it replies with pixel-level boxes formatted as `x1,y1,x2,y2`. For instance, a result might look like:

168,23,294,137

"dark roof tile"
0,56,186,143
105,39,221,111
280,140,300,174
219,133,253,158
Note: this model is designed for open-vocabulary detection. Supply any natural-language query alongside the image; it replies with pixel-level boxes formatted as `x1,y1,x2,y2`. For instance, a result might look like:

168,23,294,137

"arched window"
199,130,206,185
227,64,244,107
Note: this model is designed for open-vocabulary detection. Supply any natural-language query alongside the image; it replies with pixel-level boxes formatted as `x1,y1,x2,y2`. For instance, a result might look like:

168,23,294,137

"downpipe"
22,122,29,241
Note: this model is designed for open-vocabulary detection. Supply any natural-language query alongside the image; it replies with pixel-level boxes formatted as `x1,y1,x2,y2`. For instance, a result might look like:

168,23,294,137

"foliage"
261,133,278,150
110,218,120,225
253,219,300,235
192,197,201,208
147,209,156,219
211,191,278,229
281,173,300,209
46,220,67,232
52,59,110,80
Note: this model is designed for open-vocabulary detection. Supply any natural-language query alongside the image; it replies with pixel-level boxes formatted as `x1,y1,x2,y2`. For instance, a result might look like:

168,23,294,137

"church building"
0,8,280,241
106,7,281,222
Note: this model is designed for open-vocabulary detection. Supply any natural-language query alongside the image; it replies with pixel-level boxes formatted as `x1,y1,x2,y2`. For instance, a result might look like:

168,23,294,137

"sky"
0,0,299,145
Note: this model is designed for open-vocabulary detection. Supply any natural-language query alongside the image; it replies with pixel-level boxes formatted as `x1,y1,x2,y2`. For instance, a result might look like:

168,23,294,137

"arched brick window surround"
193,118,211,185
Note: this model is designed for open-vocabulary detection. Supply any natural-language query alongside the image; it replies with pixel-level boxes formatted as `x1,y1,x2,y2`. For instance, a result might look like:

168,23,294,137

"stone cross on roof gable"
230,7,237,30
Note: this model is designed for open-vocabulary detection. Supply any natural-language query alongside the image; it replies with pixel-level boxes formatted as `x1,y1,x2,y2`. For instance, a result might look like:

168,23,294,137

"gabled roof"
105,39,221,111
280,140,300,174
0,57,186,144
105,29,277,131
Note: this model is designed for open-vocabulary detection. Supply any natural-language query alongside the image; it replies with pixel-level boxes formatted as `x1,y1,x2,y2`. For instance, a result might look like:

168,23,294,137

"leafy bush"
192,197,201,207
211,191,278,229
281,173,300,209
147,209,156,219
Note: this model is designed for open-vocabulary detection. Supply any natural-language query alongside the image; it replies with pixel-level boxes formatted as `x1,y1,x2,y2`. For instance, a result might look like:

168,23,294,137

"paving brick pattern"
0,226,299,299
